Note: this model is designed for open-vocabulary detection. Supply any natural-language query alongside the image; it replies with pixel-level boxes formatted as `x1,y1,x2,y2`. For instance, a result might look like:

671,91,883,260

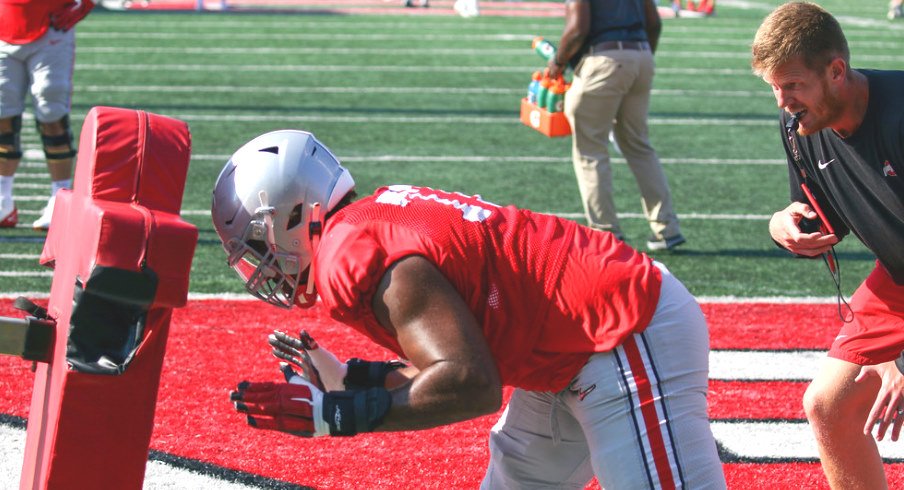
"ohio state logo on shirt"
883,160,897,177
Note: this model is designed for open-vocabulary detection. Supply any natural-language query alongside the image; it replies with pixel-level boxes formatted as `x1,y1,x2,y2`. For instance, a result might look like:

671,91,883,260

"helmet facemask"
224,196,303,308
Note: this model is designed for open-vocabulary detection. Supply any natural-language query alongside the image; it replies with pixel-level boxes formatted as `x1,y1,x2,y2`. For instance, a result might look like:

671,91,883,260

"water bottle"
537,75,552,109
532,36,557,61
546,79,565,113
527,70,542,104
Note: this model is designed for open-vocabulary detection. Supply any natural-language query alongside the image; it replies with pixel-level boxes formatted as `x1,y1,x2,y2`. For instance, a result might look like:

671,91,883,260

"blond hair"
751,2,849,77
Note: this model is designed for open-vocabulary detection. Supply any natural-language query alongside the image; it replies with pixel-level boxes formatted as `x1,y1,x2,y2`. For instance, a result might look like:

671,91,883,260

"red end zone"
1,299,902,488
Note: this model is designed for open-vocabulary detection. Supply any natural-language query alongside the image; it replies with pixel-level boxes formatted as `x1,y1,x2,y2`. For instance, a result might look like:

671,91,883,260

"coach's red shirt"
0,0,71,44
315,185,662,391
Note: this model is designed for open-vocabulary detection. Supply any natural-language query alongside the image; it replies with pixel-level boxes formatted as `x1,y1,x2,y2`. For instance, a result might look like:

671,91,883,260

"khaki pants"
564,47,679,239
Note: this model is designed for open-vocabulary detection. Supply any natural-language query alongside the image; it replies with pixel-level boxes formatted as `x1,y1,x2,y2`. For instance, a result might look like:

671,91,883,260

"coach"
752,3,904,488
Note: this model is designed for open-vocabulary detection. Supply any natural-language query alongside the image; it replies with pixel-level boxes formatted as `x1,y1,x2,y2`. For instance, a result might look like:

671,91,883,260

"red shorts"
828,262,904,365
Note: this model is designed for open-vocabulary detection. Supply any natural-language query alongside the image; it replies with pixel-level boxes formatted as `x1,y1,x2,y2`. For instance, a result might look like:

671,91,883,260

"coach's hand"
51,0,96,32
855,360,904,442
769,202,838,257
230,365,329,437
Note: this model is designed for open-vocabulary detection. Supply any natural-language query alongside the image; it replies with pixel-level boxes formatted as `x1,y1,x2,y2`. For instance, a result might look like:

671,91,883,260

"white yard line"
709,350,826,381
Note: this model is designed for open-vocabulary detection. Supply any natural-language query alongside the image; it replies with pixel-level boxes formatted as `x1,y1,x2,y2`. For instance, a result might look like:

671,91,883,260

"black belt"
589,40,650,53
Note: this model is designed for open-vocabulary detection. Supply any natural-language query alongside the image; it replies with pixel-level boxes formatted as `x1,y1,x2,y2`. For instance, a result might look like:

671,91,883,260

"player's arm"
230,255,501,436
51,0,95,31
370,255,503,431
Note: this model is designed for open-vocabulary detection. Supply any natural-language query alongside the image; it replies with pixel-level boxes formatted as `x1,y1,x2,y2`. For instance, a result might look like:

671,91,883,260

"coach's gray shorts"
0,28,75,122
482,263,726,489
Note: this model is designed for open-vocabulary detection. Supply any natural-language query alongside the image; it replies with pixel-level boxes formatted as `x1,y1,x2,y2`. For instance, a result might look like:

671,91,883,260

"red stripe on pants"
623,335,676,490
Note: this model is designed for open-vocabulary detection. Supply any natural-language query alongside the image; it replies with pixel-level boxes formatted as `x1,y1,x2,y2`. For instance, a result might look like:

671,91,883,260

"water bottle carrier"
520,98,571,138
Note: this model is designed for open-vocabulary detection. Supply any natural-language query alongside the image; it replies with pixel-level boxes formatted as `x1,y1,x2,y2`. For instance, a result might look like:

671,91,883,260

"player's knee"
0,115,24,161
38,115,76,161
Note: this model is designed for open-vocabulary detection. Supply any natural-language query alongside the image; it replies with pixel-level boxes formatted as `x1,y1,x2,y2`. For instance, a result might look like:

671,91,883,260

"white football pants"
481,263,726,489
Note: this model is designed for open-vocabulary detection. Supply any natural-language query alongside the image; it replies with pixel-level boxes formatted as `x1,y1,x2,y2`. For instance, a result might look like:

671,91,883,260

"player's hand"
768,202,838,256
51,0,95,32
230,364,329,437
270,330,347,391
269,330,324,390
855,360,904,442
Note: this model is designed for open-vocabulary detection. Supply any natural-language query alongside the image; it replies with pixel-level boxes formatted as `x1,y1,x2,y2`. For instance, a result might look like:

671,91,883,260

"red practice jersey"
0,0,71,44
315,185,662,391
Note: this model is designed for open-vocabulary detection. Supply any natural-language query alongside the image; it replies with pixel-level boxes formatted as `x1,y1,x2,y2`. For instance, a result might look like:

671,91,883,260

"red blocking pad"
20,107,197,490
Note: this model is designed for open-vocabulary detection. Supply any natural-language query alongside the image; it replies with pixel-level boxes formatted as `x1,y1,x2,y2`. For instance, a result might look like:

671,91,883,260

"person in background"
212,129,726,489
670,0,714,17
453,0,479,17
890,0,903,20
402,0,429,9
752,2,904,487
547,0,685,251
0,0,94,230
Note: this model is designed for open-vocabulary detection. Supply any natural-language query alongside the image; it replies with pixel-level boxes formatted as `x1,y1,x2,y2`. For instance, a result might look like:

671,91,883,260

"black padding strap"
38,115,76,160
14,296,49,320
344,358,406,390
41,133,72,147
322,387,392,436
67,265,158,375
0,132,18,145
0,115,22,159
44,148,77,160
0,147,23,160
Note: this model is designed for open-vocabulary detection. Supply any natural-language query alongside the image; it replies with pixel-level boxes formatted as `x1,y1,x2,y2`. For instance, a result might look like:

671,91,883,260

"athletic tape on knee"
322,387,392,436
0,115,23,160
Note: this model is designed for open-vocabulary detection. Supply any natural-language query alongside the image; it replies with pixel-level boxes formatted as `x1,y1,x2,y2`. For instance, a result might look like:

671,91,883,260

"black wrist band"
895,352,904,375
322,387,392,436
344,358,405,390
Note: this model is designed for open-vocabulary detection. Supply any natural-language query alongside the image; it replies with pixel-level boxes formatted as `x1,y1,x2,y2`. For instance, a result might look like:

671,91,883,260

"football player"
213,130,726,488
0,0,94,230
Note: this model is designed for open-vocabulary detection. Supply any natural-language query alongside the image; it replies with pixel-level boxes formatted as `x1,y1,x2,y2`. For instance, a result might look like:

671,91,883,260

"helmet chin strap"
255,190,278,248
305,202,323,298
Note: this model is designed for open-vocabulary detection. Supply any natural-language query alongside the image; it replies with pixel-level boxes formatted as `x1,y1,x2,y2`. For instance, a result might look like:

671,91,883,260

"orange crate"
519,98,571,138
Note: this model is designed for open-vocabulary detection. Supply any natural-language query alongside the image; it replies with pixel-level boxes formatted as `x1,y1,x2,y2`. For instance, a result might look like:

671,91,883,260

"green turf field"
3,0,902,299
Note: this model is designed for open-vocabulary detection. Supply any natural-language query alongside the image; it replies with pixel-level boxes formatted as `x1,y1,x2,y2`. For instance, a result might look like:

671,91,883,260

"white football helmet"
211,130,355,308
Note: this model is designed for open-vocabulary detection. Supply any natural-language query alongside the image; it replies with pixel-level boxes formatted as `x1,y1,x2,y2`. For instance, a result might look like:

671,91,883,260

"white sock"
51,179,71,197
0,175,13,202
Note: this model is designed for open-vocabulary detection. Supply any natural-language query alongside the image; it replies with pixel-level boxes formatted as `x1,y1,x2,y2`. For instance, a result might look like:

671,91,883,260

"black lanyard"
784,113,853,323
